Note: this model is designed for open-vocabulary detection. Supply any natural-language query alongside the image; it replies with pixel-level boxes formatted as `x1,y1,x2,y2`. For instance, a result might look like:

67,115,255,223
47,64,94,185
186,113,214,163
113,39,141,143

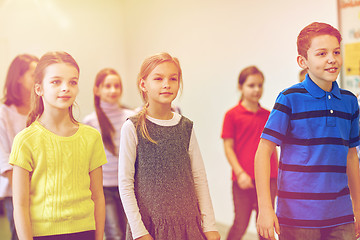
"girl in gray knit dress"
118,53,220,240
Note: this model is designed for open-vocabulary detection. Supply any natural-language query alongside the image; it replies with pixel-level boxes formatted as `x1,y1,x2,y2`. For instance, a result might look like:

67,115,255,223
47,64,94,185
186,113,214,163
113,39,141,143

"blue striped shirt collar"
302,74,341,99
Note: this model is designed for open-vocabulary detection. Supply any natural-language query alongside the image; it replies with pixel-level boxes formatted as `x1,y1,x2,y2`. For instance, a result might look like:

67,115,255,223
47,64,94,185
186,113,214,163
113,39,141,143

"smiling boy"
255,22,360,240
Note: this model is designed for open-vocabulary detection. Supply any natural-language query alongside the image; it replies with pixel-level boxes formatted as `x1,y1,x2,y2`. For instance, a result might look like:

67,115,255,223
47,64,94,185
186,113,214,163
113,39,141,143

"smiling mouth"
325,67,338,73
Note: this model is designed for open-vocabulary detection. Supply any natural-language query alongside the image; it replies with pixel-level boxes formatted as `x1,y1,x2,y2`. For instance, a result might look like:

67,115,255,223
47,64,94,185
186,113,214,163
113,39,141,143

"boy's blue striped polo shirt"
261,74,360,228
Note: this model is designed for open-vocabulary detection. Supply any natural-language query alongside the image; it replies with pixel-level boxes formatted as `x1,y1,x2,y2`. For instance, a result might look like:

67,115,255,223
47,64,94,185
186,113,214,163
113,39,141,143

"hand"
204,230,221,240
237,171,254,189
355,211,360,239
256,207,280,240
135,234,154,240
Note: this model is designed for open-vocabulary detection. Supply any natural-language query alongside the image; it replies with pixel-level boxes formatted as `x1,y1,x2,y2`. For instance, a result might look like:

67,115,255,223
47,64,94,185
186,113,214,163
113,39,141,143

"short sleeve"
261,92,291,146
89,130,107,172
9,133,33,172
349,97,360,148
221,110,235,139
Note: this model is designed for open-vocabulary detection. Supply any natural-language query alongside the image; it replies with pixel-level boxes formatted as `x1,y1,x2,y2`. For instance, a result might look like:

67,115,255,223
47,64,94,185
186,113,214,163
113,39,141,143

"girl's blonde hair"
94,68,122,155
26,51,80,127
137,52,183,143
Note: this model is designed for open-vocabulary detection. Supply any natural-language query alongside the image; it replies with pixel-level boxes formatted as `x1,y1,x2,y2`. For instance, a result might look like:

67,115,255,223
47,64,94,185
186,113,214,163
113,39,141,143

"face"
19,61,37,92
36,63,79,111
298,35,342,90
239,73,264,104
95,74,122,104
140,62,180,107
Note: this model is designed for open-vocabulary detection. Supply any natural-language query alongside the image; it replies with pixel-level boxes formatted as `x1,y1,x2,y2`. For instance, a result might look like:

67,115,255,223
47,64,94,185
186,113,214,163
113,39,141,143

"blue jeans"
279,223,357,240
227,179,277,240
104,187,127,240
4,197,18,240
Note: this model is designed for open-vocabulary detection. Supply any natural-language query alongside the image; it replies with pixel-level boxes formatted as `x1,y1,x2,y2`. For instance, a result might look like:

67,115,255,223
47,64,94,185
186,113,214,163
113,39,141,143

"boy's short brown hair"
297,22,342,59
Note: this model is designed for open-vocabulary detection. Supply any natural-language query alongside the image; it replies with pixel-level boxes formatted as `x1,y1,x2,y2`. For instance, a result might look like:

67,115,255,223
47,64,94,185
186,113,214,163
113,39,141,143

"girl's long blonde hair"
136,52,183,143
26,51,80,127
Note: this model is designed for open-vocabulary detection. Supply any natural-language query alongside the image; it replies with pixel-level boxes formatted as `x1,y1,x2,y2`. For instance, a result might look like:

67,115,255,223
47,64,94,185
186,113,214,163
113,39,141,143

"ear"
297,55,308,70
93,86,100,96
34,83,43,96
238,83,242,91
139,78,147,92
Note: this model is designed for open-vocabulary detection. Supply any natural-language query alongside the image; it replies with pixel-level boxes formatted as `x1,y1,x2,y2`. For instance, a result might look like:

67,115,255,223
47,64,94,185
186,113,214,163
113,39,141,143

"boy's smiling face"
297,34,342,91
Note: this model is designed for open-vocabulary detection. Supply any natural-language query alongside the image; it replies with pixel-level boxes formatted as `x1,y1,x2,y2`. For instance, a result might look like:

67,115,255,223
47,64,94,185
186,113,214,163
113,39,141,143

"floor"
217,222,258,240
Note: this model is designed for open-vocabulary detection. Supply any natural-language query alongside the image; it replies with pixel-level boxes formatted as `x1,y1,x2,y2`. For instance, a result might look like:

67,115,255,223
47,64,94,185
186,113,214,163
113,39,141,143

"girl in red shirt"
221,66,278,240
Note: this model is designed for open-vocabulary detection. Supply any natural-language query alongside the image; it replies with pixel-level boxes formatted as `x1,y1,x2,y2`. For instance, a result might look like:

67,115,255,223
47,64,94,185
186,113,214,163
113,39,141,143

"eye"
70,80,78,86
51,80,60,85
154,77,162,81
170,77,178,81
334,50,341,55
316,52,326,56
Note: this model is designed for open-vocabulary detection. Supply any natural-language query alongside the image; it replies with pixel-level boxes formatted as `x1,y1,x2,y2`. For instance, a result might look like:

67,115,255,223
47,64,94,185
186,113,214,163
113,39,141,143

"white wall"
121,0,338,229
0,0,128,118
0,0,338,233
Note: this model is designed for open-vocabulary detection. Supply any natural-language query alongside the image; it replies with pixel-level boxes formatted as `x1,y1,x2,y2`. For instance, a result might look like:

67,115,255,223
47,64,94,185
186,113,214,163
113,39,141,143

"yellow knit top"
9,121,107,237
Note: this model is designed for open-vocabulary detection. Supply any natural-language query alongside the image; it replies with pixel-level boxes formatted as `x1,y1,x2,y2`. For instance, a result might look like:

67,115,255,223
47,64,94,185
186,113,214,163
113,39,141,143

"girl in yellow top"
9,51,107,240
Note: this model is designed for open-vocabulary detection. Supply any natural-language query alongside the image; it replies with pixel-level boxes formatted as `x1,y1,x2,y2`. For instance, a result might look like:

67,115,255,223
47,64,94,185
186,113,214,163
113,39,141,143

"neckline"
145,112,182,127
34,120,81,140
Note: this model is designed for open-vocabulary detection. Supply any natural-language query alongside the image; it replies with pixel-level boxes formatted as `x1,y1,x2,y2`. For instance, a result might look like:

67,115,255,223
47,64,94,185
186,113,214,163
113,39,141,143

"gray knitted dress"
127,115,206,240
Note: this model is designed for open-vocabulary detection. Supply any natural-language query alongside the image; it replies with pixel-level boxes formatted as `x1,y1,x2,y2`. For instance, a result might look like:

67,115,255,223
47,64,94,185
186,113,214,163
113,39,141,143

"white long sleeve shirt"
118,112,217,239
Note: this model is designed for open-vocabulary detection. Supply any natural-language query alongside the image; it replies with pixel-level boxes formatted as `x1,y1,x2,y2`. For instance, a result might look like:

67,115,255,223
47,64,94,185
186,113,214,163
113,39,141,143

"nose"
61,82,69,92
163,79,170,89
110,86,117,92
254,85,262,92
327,54,336,64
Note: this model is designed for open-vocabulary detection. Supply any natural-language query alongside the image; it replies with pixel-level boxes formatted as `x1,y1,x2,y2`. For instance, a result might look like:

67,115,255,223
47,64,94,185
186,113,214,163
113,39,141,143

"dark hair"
297,22,342,59
238,65,264,86
3,54,39,106
94,68,122,155
27,51,80,127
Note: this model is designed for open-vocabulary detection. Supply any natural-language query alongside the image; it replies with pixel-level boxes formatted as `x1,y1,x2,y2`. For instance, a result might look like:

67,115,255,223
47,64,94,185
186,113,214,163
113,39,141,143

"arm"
90,166,105,240
223,138,254,189
347,147,360,238
118,120,150,239
0,116,14,184
3,170,12,186
12,165,33,240
189,129,220,240
254,139,280,240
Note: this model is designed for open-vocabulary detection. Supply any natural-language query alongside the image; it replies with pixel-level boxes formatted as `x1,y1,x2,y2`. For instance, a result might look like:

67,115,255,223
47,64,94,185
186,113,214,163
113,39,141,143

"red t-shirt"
221,102,278,180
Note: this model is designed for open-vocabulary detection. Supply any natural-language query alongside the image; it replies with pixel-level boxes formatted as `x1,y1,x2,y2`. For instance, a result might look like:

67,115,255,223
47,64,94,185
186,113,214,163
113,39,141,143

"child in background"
10,51,107,240
0,54,38,240
118,52,220,240
221,66,278,240
255,22,360,240
83,68,135,240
